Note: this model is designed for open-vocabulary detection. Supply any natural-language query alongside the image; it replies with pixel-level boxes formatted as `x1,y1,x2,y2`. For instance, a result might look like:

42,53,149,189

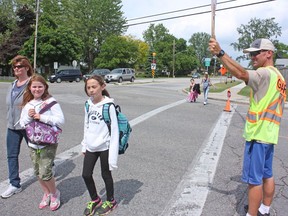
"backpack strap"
102,103,114,135
85,101,89,113
39,101,58,114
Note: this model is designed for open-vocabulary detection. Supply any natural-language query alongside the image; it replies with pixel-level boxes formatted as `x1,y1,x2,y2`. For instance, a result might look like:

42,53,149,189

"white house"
275,59,288,68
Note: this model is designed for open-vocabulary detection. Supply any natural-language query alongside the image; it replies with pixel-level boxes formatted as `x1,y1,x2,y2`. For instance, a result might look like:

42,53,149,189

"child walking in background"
19,75,64,211
82,75,119,216
201,72,213,105
187,78,201,102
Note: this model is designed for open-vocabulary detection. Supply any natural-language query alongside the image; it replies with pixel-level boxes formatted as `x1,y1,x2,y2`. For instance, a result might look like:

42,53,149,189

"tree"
231,18,282,61
143,23,170,50
20,13,83,71
0,4,35,65
275,42,288,59
188,32,211,69
95,35,138,69
143,23,198,76
71,0,127,70
134,39,149,70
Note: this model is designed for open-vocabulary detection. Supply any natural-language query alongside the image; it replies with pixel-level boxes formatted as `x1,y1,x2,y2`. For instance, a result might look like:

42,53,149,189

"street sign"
204,58,211,67
54,62,58,69
151,63,156,70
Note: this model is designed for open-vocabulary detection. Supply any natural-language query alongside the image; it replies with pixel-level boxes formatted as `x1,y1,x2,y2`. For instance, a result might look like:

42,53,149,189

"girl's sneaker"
96,200,117,216
39,193,50,209
50,189,60,211
83,198,102,216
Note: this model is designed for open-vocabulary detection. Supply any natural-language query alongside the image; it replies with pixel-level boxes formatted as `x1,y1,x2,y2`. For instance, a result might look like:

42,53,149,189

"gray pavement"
1,78,287,216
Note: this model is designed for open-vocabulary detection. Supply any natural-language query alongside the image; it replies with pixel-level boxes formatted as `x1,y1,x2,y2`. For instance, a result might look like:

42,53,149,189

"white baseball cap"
243,38,275,53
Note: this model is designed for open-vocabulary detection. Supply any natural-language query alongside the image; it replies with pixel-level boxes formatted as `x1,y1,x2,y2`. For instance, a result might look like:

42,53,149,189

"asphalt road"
0,78,287,216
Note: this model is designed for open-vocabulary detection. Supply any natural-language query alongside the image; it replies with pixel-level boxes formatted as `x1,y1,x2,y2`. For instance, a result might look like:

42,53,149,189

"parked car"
48,69,82,83
105,68,135,83
192,73,201,79
83,68,111,80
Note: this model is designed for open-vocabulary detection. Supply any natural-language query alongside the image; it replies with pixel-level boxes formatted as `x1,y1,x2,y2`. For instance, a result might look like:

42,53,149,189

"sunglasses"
249,50,268,57
13,65,25,69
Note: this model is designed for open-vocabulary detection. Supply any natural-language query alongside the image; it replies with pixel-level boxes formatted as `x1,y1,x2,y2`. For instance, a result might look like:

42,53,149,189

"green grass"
238,85,251,97
0,79,14,83
209,81,242,93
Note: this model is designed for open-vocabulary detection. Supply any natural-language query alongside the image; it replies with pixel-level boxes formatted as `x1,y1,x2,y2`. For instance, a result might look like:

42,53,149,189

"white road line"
161,105,236,216
129,99,186,126
0,99,186,193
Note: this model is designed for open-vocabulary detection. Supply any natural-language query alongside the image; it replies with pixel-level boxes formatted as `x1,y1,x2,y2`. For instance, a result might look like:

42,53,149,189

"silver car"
105,68,135,83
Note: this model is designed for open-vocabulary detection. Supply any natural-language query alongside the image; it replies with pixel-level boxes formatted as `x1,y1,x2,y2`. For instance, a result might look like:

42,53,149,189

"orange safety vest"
244,66,286,144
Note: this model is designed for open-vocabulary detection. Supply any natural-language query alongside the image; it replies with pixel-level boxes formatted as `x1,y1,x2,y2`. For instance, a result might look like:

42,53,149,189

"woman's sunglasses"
13,65,25,69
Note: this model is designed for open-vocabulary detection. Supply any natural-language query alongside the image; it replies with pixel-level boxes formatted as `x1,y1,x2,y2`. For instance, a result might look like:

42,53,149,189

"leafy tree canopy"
72,0,127,70
95,35,138,69
0,4,35,64
231,18,282,61
188,32,211,68
20,13,83,67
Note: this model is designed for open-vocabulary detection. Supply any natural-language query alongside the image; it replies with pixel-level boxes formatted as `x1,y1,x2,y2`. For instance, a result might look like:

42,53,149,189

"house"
275,59,288,69
275,59,288,84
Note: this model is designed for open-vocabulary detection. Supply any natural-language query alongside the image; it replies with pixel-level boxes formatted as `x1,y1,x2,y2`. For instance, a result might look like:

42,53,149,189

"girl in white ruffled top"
19,74,64,211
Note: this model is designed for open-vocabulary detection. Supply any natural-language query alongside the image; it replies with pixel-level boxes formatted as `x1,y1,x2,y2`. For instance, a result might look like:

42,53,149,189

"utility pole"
33,0,40,72
172,39,175,78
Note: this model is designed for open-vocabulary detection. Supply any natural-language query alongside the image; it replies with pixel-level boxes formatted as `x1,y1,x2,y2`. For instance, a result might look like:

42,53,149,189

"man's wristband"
217,49,225,58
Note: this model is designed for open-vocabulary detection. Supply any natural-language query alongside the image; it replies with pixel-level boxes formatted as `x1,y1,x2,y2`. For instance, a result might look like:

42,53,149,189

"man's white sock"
259,203,270,214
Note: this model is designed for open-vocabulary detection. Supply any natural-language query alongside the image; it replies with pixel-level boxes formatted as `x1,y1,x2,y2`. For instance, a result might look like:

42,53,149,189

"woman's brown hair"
22,74,51,106
84,75,110,97
11,55,34,78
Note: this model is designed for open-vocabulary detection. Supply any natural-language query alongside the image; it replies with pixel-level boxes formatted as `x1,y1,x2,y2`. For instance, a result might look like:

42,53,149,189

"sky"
121,0,288,66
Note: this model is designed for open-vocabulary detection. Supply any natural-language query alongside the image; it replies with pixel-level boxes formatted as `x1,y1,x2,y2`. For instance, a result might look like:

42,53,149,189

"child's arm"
19,104,33,128
108,105,119,171
81,107,89,154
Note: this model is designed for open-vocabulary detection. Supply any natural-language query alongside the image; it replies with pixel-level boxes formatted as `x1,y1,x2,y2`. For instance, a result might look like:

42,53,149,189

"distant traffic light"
152,52,156,64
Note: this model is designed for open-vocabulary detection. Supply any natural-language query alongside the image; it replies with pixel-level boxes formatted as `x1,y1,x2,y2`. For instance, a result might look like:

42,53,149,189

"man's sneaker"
244,205,270,216
83,198,102,216
50,189,60,211
1,184,22,199
96,200,117,216
39,193,50,209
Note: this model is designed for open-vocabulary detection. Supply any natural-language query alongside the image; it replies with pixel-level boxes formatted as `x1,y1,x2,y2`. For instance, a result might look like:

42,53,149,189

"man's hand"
209,38,222,56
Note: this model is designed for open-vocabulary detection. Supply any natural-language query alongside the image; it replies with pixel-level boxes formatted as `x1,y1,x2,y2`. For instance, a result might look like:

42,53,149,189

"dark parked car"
48,69,83,83
105,68,135,83
83,69,111,80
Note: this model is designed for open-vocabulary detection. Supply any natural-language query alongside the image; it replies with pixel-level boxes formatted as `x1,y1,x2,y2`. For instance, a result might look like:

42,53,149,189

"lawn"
209,81,242,93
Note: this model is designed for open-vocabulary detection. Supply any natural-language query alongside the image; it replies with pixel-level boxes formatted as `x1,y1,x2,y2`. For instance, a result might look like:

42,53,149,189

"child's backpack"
85,101,132,154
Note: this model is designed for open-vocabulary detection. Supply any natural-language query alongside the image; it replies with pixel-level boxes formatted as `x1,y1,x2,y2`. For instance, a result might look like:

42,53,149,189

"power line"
124,0,276,27
127,0,237,22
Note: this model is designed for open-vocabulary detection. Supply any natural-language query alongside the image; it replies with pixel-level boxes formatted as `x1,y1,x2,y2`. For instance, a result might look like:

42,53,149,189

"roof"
275,59,288,68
